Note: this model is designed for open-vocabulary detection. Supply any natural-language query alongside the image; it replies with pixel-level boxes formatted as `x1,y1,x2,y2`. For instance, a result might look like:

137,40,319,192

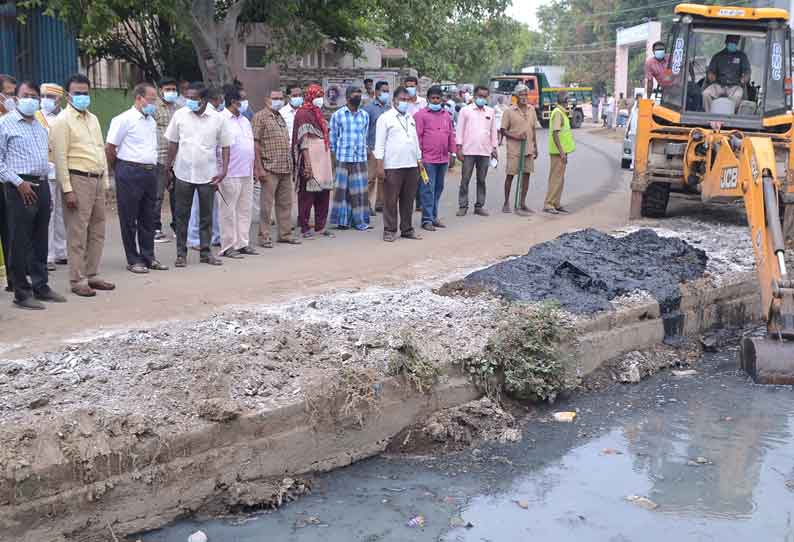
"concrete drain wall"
1,273,760,542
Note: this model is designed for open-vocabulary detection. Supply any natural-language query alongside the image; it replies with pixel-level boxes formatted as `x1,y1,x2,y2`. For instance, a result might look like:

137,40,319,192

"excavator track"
640,182,671,218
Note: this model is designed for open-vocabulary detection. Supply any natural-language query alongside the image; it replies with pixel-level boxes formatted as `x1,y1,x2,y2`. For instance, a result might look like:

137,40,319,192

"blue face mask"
41,97,57,115
290,96,303,108
163,91,178,103
654,50,665,60
428,103,442,112
475,97,487,108
239,100,249,113
271,99,284,111
406,87,417,97
216,101,225,112
17,97,40,117
726,42,738,53
185,99,200,112
142,103,156,116
379,91,391,104
71,94,91,111
397,100,410,114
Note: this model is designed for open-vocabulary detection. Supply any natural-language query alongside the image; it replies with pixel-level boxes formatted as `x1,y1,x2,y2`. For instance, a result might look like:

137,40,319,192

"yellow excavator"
630,4,794,382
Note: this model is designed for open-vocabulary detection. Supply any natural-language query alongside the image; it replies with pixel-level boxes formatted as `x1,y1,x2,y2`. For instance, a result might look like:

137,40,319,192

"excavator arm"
699,133,794,382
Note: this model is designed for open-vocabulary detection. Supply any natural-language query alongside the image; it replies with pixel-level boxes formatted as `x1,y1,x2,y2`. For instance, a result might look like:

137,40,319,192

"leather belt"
18,174,46,184
69,169,103,179
117,159,157,171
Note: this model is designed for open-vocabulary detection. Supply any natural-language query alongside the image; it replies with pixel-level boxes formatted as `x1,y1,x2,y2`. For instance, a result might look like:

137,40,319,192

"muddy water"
139,347,794,541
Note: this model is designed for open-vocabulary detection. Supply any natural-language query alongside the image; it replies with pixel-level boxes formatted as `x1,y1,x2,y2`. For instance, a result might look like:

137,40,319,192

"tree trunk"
187,0,245,86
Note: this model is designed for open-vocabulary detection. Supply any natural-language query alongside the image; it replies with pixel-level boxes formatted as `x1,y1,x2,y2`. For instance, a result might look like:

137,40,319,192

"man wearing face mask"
280,85,303,142
455,85,498,217
703,35,751,112
0,80,67,309
237,86,253,122
0,74,17,293
363,80,391,215
35,83,68,271
50,73,115,297
186,86,224,250
414,85,455,231
164,82,232,268
329,86,370,231
106,82,169,275
403,76,427,117
153,76,179,243
253,88,300,247
644,41,671,98
374,86,422,242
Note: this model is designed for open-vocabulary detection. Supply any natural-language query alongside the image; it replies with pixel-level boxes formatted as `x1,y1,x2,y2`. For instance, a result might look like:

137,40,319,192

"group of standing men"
0,71,576,310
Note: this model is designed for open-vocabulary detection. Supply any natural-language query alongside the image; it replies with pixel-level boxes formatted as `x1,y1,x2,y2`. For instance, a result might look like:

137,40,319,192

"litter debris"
687,456,712,466
672,369,698,377
785,480,794,492
294,515,324,528
406,515,426,528
449,516,474,529
516,499,530,509
553,411,577,423
625,495,659,510
601,448,623,455
187,531,208,542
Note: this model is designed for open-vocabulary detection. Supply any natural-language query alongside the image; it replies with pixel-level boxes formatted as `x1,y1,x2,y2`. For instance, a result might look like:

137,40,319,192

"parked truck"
489,72,592,128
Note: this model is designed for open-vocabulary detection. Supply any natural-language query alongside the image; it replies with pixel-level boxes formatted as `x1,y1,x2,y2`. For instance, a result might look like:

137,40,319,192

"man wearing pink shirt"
414,85,456,231
455,85,498,216
218,86,258,259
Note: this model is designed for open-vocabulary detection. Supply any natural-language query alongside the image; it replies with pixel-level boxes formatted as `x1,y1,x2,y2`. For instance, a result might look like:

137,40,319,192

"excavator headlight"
691,130,704,142
681,15,693,23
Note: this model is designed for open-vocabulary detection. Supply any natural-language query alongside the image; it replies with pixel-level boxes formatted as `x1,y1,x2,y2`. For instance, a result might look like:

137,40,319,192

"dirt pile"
463,228,707,314
387,397,520,454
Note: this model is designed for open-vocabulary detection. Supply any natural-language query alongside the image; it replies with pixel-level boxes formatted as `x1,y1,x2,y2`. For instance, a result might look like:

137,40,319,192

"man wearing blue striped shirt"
329,86,370,231
0,80,66,309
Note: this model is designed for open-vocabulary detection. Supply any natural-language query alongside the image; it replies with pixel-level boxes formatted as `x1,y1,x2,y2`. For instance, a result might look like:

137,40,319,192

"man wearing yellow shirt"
50,74,115,297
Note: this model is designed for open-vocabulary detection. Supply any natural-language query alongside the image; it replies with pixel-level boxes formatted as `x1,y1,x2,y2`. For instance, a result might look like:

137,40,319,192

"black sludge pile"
464,228,708,315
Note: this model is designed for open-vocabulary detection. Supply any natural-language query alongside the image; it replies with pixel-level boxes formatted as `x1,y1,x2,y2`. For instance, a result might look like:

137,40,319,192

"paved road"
0,126,630,357
142,345,794,542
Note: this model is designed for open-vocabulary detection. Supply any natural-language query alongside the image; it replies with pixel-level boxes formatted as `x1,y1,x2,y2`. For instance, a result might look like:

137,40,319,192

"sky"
506,0,551,30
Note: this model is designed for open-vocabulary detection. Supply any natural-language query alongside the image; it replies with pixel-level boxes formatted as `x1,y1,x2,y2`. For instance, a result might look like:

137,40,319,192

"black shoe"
14,297,45,310
55,258,68,265
34,288,67,303
238,246,259,255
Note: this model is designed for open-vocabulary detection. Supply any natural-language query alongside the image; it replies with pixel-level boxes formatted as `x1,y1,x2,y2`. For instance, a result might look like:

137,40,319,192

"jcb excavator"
630,4,794,382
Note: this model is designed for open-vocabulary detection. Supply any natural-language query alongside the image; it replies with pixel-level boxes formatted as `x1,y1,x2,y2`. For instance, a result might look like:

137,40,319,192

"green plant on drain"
387,331,441,394
468,302,573,403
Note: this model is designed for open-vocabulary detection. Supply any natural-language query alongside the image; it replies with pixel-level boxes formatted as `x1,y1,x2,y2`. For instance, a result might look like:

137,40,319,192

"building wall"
0,3,78,86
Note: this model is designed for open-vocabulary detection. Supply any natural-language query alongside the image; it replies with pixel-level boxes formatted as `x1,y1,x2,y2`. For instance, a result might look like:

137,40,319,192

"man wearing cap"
500,83,538,216
329,86,370,230
36,83,68,271
0,80,67,309
703,35,751,112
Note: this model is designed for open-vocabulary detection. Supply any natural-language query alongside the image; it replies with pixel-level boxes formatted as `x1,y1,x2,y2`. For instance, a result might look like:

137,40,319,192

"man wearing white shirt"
218,86,257,259
106,83,169,274
374,86,422,242
279,85,303,142
164,82,232,268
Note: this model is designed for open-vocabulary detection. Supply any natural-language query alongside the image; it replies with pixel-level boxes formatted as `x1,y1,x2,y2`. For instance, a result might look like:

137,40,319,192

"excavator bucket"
740,335,794,385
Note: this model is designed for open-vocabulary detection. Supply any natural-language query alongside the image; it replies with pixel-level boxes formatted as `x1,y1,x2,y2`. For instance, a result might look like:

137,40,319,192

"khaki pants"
702,83,743,112
63,173,106,286
219,176,253,253
544,154,566,210
367,150,384,210
259,172,293,242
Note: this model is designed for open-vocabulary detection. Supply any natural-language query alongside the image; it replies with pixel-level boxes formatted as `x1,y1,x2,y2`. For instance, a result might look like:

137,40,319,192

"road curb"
1,273,761,542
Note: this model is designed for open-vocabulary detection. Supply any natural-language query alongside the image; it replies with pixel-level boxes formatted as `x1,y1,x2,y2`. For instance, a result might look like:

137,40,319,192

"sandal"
127,264,149,274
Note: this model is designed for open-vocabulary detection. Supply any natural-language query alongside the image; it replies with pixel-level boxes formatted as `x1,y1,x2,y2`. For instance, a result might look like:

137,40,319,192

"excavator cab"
657,8,791,127
630,5,794,382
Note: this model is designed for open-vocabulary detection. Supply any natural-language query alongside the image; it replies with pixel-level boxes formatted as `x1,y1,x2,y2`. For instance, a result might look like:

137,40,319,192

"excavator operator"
702,34,751,112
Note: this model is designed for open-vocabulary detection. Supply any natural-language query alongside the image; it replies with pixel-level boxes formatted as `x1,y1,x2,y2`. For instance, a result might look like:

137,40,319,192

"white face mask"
312,97,324,109
2,94,16,112
41,97,58,115
239,100,249,113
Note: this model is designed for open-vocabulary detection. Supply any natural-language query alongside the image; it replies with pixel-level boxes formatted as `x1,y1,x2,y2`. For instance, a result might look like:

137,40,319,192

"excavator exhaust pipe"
740,335,794,385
